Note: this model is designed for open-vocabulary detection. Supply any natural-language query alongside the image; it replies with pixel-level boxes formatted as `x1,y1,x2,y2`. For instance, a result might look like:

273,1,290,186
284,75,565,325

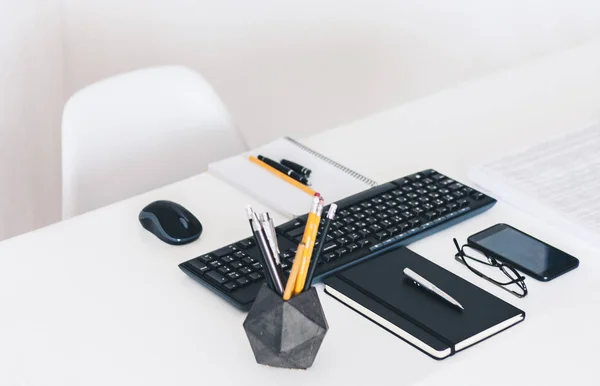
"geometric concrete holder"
243,283,329,370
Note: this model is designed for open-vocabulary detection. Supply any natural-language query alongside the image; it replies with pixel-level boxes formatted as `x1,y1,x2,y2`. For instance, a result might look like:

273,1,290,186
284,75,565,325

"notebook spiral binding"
285,136,378,187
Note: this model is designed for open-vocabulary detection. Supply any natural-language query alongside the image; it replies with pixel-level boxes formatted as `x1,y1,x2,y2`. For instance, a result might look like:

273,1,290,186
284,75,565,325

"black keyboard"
179,169,496,310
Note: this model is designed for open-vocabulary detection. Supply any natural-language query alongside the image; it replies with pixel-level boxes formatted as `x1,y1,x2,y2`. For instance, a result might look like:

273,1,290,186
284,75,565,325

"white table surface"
2,39,600,386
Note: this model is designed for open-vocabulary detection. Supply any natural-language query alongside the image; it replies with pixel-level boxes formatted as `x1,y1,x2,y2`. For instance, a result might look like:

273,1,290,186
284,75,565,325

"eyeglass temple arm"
452,238,462,253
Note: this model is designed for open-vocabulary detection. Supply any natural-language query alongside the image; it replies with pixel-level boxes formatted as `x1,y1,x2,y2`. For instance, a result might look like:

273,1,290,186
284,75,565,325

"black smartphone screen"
470,224,579,280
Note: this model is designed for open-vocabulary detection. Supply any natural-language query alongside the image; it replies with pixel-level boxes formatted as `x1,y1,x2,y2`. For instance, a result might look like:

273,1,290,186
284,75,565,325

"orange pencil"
248,156,316,196
294,197,324,295
283,243,306,300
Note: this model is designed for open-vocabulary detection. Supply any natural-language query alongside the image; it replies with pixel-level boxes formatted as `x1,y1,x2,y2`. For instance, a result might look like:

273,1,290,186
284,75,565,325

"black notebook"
324,247,525,359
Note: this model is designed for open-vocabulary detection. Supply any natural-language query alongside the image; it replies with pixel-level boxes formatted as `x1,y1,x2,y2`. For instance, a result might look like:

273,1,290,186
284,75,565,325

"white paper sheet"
469,122,600,246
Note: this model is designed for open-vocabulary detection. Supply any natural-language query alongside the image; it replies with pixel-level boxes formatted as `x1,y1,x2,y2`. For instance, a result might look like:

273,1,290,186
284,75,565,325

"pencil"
249,155,316,196
283,243,306,301
293,197,324,295
304,203,337,291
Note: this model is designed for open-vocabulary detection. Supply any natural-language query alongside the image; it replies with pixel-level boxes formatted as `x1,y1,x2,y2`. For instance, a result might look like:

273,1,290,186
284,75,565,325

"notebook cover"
324,247,525,359
208,137,375,218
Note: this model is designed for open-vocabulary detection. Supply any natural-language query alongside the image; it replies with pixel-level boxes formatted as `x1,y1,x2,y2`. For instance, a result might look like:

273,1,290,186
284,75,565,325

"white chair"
61,66,247,219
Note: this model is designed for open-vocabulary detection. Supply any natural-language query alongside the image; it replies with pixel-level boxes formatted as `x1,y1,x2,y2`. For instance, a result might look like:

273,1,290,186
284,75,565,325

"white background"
2,0,600,240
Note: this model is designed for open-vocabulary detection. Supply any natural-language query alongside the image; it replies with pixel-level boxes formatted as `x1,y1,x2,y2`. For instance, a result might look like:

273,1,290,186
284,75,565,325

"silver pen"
403,268,465,311
259,212,280,264
252,212,285,295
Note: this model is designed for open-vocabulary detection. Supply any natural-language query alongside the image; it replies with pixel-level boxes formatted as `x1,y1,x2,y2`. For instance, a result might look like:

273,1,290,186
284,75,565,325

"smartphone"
467,223,579,281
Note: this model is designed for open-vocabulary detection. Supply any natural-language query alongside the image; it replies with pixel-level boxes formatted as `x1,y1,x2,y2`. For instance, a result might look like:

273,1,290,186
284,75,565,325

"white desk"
2,39,600,386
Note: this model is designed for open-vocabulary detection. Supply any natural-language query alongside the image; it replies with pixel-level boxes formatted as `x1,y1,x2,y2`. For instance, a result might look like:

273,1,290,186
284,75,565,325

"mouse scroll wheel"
179,217,189,229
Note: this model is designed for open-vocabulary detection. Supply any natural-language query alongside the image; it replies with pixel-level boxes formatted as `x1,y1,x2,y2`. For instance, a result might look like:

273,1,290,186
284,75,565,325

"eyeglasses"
453,238,528,298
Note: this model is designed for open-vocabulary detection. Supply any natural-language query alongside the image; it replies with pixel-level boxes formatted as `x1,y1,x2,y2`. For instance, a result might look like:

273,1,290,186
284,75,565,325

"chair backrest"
61,66,247,219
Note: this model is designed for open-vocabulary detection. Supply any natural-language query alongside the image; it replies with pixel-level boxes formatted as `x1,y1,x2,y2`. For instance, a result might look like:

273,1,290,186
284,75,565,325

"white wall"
62,0,600,148
1,0,600,240
0,0,64,240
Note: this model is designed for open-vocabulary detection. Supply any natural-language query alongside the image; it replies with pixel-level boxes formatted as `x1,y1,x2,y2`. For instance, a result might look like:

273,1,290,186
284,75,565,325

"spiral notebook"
208,137,378,218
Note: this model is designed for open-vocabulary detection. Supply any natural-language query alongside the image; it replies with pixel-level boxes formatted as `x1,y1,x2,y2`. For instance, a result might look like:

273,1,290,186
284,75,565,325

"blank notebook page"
469,122,600,245
208,137,376,218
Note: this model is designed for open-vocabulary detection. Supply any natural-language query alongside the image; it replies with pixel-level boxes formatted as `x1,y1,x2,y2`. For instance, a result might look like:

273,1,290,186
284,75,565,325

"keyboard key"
437,207,448,216
242,256,255,265
462,187,474,194
432,199,445,207
446,202,458,211
248,272,263,281
338,209,351,217
332,230,344,238
371,197,383,204
438,188,450,195
375,213,389,220
236,277,251,287
402,186,413,192
187,259,210,274
365,216,378,224
237,239,254,249
355,221,367,228
347,243,359,251
416,188,428,195
448,183,463,191
409,219,421,227
375,231,390,240
227,271,241,280
348,232,361,241
335,247,349,257
217,266,231,275
343,225,356,233
387,208,399,216
286,227,306,238
426,184,437,191
397,222,409,232
401,211,414,219
391,189,403,196
428,192,440,199
408,200,419,207
375,204,387,211
206,271,228,285
337,237,349,245
324,252,337,262
209,260,223,269
322,242,338,252
406,193,418,199
387,226,399,235
360,202,373,208
453,191,465,199
381,194,393,200
471,192,485,200
425,212,437,220
350,205,362,213
364,209,377,216
234,251,246,259
380,219,392,228
213,245,238,258
396,196,407,203
252,262,262,270
221,256,235,264
357,239,371,248
278,219,304,233
413,207,424,215
457,199,469,207
199,254,215,263
230,261,244,269
443,194,455,202
342,217,355,225
239,267,253,275
358,229,371,238
223,282,238,292
369,224,382,232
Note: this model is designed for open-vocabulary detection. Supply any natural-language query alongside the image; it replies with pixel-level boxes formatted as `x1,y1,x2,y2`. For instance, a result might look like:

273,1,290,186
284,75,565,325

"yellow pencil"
283,243,306,300
248,156,316,196
294,198,324,295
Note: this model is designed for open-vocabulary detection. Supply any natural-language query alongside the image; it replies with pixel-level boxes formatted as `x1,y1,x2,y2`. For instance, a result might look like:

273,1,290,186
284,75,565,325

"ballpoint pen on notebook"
281,159,312,177
403,268,465,311
257,155,310,186
248,155,317,196
294,195,324,295
304,203,337,291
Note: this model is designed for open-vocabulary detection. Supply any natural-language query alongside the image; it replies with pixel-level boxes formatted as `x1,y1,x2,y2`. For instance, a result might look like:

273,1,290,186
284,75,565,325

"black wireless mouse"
139,200,203,245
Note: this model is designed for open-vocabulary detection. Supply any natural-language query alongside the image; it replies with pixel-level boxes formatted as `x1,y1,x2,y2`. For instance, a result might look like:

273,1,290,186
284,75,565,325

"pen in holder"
243,283,329,369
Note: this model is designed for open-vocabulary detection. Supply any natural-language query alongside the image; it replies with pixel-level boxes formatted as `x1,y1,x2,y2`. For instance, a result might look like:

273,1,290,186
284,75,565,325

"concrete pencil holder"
242,283,329,369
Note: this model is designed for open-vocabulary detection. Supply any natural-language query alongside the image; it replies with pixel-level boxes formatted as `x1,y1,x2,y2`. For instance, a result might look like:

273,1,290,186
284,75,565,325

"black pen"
281,159,312,177
304,203,337,291
257,155,310,185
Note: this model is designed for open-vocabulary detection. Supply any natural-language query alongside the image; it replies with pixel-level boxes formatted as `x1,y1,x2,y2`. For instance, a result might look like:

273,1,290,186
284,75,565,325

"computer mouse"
139,200,202,245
